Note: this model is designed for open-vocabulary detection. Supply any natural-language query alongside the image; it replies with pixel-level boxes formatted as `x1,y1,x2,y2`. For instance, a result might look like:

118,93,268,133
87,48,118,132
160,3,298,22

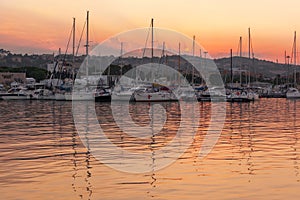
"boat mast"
120,42,123,57
248,27,251,86
230,49,233,85
200,48,204,85
248,28,251,59
239,36,242,57
86,11,89,57
150,18,154,85
85,11,89,78
192,35,195,86
72,17,76,80
238,36,242,86
120,42,123,76
162,41,165,63
285,50,287,84
178,42,181,84
192,35,195,56
151,18,154,60
161,41,165,77
293,31,297,86
72,17,75,63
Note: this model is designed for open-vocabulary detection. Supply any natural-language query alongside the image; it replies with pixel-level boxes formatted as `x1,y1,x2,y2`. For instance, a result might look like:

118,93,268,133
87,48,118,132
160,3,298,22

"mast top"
151,18,154,59
86,11,89,57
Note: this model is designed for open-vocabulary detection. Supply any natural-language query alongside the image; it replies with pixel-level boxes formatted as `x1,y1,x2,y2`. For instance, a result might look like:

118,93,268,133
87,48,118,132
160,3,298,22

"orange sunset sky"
1,0,300,63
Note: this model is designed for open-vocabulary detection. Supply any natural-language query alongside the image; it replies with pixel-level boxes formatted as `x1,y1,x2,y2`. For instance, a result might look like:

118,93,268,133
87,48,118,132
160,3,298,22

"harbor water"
1,99,300,199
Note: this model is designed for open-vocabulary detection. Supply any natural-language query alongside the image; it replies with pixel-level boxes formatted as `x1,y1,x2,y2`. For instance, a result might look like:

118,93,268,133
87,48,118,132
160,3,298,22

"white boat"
55,92,66,101
226,87,260,102
198,87,227,101
286,87,300,98
32,89,55,100
134,88,177,102
1,87,32,100
174,87,197,101
112,86,142,101
64,90,94,101
227,92,250,102
112,90,134,101
247,91,260,100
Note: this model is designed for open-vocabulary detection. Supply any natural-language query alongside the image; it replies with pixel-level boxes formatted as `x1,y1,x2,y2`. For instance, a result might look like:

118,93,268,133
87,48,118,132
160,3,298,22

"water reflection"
1,99,300,199
290,100,299,182
71,103,93,200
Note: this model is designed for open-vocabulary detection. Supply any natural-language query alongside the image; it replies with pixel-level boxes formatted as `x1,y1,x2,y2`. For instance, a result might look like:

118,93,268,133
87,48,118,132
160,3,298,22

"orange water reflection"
0,99,300,199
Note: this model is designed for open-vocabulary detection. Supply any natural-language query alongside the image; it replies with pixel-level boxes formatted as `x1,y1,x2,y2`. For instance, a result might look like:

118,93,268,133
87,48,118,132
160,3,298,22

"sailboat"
55,11,100,101
67,11,95,101
133,19,177,102
226,29,259,102
286,87,300,98
54,17,77,101
286,31,300,98
1,86,32,100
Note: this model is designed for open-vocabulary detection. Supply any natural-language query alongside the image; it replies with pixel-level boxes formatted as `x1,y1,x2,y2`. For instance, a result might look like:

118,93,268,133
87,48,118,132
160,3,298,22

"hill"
214,56,290,78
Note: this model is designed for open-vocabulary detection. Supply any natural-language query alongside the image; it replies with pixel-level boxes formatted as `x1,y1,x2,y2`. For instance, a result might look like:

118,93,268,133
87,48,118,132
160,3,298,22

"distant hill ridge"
214,56,290,78
0,48,293,79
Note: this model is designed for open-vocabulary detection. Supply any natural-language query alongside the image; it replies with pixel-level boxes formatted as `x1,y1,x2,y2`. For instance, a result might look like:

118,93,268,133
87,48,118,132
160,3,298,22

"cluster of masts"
3,13,300,102
52,13,300,94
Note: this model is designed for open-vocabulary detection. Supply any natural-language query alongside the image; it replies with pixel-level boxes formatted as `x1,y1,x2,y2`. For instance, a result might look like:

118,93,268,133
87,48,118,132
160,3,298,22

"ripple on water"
0,99,300,199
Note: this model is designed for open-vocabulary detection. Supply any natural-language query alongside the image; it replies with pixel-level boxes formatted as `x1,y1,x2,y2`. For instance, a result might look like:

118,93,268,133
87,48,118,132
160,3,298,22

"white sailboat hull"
112,92,134,101
134,92,177,102
286,88,300,98
1,94,30,100
286,92,300,98
55,93,66,101
65,93,94,101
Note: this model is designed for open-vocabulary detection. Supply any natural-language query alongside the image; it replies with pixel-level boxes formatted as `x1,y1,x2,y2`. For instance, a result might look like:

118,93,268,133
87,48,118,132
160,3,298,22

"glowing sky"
1,0,300,62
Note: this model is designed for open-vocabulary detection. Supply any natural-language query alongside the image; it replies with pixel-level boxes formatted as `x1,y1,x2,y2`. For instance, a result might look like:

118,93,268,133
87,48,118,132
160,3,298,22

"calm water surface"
0,99,300,199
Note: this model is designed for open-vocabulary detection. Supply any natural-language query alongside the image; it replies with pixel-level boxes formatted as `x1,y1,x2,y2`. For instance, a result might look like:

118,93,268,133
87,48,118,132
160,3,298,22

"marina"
1,15,299,103
2,1,300,199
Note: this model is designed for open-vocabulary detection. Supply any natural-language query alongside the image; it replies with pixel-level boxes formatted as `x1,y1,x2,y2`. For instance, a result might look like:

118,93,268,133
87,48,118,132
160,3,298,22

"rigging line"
154,26,159,49
76,21,87,56
142,20,152,58
91,22,98,48
158,42,164,64
63,26,73,61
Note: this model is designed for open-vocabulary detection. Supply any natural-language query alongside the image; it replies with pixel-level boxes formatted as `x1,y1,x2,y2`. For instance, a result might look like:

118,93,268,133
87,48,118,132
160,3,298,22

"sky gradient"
1,0,300,63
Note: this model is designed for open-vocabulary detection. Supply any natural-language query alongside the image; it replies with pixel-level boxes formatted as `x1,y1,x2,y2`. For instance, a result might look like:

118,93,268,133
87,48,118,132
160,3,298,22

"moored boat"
94,87,111,102
286,87,300,98
1,87,32,100
226,88,259,102
32,89,55,100
134,87,177,102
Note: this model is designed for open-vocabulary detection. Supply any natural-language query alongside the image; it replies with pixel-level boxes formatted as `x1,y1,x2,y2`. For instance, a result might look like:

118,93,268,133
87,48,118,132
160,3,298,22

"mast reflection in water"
0,99,300,199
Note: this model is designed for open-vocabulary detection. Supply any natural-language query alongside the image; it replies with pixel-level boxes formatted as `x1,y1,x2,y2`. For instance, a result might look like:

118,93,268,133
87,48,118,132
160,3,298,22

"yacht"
65,90,94,101
1,87,32,100
226,87,260,102
198,87,226,102
174,87,197,101
112,86,143,101
32,89,55,100
286,87,300,98
94,87,111,102
134,87,177,102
